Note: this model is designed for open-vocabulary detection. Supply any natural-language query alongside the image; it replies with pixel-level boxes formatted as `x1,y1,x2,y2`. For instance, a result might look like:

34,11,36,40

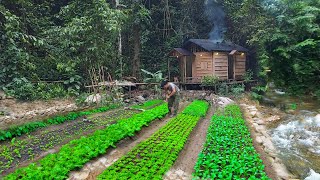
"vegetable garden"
193,104,270,179
0,100,272,179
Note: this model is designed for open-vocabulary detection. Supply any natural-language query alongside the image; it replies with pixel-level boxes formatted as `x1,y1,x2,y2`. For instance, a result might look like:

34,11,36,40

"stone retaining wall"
240,103,297,180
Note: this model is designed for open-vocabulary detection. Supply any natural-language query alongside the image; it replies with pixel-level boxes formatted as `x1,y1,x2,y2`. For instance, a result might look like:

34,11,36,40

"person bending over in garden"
161,80,180,117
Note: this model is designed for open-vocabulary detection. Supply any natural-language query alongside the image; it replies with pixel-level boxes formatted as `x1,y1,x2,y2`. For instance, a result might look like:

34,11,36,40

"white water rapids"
271,111,320,179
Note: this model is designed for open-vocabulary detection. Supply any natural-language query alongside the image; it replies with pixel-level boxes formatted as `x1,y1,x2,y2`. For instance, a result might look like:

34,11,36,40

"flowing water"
262,88,320,179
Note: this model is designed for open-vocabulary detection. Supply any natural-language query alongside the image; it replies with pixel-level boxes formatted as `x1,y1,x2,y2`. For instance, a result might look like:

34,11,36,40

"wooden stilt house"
169,39,249,84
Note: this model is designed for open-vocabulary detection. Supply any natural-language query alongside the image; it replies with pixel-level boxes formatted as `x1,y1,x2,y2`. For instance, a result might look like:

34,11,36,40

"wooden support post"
168,58,170,81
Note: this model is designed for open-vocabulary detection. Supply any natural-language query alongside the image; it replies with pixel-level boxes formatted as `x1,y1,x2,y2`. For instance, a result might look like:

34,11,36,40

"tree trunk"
132,24,141,80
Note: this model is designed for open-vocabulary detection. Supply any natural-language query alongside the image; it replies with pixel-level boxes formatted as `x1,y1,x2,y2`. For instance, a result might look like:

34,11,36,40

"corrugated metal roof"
184,39,249,52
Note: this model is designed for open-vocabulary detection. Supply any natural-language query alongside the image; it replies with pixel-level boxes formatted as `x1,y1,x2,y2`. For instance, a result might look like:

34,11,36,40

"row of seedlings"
0,104,120,142
193,104,270,180
3,103,169,180
0,99,162,174
131,99,163,110
0,99,162,142
98,100,209,180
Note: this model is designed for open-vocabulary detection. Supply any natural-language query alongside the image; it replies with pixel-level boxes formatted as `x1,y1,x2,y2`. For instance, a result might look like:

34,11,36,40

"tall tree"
122,1,150,79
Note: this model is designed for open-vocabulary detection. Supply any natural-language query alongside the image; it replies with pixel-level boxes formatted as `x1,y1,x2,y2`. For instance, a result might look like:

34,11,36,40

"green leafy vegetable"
3,104,168,180
98,100,209,179
193,104,270,180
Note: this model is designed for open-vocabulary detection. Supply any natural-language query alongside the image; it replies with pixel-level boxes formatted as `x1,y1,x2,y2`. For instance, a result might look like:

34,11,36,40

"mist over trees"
0,0,319,98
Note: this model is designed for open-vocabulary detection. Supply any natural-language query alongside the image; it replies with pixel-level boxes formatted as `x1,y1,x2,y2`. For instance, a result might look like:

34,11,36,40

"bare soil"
0,98,78,130
0,98,74,116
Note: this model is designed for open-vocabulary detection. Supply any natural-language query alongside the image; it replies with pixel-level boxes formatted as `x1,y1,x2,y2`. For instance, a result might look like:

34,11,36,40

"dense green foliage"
1,0,319,98
201,75,220,86
0,104,120,142
98,100,209,179
215,104,243,119
3,103,168,179
182,100,209,117
194,105,269,179
131,99,163,110
215,0,319,96
0,107,140,174
257,0,320,95
0,0,125,98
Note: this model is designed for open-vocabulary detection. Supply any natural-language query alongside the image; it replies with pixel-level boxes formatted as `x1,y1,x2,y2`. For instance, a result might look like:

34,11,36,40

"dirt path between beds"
164,106,215,180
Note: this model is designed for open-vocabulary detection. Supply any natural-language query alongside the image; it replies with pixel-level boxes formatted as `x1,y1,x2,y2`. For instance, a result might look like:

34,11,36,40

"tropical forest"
0,0,319,179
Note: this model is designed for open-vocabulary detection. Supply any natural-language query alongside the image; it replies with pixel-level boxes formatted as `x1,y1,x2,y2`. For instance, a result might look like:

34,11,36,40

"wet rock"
287,109,296,114
6,95,14,99
272,161,292,180
263,138,276,152
256,136,263,144
266,115,281,123
247,105,257,111
256,119,266,125
250,111,257,118
267,151,278,159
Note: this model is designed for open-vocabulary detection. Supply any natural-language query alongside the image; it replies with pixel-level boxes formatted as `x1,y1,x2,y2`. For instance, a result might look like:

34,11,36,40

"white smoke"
204,0,226,42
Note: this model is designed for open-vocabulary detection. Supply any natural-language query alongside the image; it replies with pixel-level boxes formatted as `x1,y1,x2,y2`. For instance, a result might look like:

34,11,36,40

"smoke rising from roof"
205,0,226,42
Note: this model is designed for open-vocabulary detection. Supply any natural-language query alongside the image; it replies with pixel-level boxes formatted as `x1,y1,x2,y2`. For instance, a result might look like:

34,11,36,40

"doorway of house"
186,56,193,78
228,55,234,80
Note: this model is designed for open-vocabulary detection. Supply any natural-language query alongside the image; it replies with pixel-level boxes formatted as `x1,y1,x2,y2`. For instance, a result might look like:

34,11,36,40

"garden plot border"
2,103,168,180
97,100,209,180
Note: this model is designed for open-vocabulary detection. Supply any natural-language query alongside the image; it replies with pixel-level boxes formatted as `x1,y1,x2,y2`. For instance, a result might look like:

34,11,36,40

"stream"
262,88,320,179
